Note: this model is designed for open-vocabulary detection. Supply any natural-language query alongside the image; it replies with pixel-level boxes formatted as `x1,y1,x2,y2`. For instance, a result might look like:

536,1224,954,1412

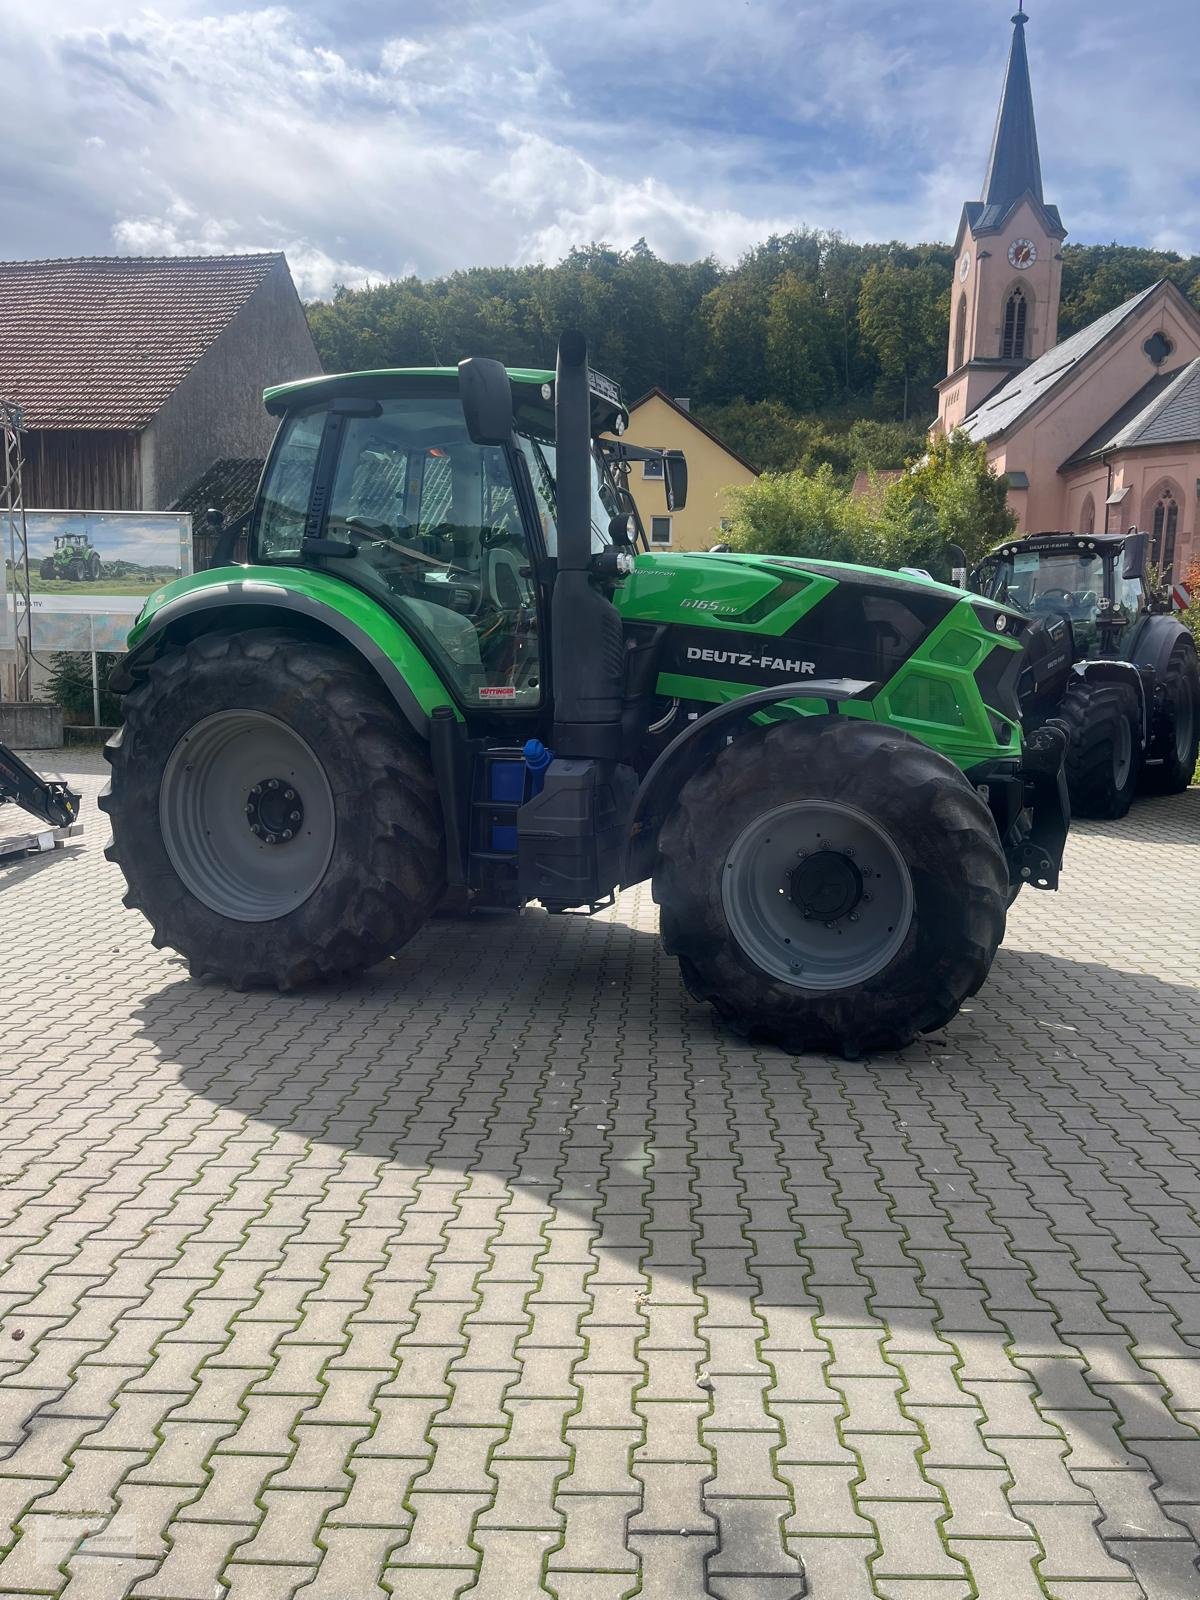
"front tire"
653,718,1007,1057
1057,680,1140,818
100,629,445,988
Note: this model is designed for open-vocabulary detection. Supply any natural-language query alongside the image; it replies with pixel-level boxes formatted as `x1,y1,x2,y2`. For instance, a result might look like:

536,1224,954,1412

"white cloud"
0,0,1195,300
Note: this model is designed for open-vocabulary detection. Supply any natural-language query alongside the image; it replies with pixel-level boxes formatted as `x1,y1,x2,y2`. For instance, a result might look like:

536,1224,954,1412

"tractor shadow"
135,894,1200,1571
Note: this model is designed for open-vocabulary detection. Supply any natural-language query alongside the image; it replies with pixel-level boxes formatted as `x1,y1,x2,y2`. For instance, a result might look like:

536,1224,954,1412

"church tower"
936,7,1067,433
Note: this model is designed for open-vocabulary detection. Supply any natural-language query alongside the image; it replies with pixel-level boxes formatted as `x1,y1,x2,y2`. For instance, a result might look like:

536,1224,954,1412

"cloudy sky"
2,0,1197,298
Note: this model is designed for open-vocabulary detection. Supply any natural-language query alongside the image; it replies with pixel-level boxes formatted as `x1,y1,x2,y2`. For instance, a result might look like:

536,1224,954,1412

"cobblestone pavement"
1,750,1199,1599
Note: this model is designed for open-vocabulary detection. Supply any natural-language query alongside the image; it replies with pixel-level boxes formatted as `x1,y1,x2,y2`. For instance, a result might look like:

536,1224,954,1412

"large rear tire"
653,718,1007,1057
1056,680,1140,818
1141,637,1199,795
100,628,445,988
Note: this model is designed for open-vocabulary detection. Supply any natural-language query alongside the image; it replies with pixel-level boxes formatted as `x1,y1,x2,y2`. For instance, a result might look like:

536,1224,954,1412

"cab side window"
256,410,325,557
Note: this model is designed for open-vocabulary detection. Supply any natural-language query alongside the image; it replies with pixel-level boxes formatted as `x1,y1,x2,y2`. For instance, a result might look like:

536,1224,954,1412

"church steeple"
981,9,1043,210
935,3,1067,435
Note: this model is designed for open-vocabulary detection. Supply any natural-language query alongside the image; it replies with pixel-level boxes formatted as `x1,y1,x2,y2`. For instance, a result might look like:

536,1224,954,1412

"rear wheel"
1056,680,1141,818
100,628,445,987
653,717,1007,1057
1141,638,1199,795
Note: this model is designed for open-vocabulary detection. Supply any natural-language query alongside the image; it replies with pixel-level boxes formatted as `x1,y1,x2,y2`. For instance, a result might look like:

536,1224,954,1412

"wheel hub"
245,777,304,846
721,799,914,991
788,849,863,921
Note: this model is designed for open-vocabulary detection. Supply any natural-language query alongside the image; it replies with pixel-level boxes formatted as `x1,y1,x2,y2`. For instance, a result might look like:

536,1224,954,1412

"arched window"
1002,287,1028,360
1080,493,1095,536
1151,487,1180,574
953,296,967,370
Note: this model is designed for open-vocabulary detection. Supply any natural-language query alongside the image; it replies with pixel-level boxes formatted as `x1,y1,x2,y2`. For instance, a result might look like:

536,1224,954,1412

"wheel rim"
1174,677,1196,767
159,711,336,922
721,799,915,991
1113,714,1132,789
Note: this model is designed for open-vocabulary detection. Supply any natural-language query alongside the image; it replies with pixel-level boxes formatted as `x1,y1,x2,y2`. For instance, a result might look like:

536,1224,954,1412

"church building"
934,9,1200,580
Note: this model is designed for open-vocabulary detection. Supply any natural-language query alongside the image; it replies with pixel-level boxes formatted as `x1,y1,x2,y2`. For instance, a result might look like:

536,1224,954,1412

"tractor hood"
614,549,1023,702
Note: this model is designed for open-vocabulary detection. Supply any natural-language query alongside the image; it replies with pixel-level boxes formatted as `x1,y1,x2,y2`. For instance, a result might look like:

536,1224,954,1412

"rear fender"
621,677,880,887
110,572,457,740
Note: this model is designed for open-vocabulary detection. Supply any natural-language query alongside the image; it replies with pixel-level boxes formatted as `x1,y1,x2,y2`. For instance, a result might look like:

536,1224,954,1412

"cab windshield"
518,436,621,556
984,551,1104,621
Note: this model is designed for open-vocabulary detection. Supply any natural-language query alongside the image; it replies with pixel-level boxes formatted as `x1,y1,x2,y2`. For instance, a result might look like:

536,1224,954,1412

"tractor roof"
992,532,1127,560
262,365,628,438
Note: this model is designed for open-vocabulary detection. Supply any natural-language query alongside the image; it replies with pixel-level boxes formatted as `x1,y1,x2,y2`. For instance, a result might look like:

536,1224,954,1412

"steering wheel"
344,514,413,543
1037,586,1074,602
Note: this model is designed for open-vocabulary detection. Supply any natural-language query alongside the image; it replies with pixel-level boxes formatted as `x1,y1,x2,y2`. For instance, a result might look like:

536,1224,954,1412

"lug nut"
284,789,294,800
265,834,278,846
863,894,872,903
290,810,301,822
282,829,293,841
252,785,262,797
849,913,860,923
245,803,254,815
251,825,262,837
267,779,279,790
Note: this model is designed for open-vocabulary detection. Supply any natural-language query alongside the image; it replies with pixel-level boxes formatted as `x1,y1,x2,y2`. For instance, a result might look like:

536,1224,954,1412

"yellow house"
615,390,757,552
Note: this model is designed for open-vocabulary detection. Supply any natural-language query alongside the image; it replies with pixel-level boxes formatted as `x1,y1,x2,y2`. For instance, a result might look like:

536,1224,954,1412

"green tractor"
39,532,103,582
970,531,1199,817
100,334,1069,1056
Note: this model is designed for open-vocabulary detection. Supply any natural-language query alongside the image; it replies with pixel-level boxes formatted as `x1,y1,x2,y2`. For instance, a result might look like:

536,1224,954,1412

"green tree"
723,464,878,564
882,429,1015,567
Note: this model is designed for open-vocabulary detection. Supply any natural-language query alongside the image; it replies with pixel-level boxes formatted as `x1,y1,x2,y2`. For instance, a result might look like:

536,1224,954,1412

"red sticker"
478,686,517,700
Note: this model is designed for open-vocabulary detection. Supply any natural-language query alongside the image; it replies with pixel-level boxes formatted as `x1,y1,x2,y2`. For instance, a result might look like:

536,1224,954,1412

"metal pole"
1,400,32,703
90,616,100,728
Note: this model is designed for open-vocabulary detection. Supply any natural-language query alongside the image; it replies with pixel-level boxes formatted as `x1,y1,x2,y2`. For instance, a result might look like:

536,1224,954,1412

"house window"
953,296,967,370
1001,288,1028,360
1152,490,1179,574
642,457,664,480
650,516,672,546
1080,493,1095,536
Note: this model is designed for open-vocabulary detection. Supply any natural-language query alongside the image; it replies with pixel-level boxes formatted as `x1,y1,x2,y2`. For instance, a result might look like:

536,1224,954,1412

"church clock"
1008,238,1037,269
958,252,971,282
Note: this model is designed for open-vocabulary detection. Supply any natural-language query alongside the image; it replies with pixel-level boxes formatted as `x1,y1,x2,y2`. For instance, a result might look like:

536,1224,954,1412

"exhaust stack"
551,331,626,760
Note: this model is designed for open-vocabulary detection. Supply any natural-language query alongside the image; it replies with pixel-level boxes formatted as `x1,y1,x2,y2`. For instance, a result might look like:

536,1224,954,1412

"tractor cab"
972,531,1150,658
237,366,684,719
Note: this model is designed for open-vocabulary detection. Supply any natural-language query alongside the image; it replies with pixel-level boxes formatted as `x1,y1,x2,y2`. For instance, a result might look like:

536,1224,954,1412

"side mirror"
458,357,513,446
1123,530,1148,581
664,451,688,512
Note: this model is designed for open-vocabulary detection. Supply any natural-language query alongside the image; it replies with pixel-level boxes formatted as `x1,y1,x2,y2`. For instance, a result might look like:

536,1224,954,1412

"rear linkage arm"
0,742,82,829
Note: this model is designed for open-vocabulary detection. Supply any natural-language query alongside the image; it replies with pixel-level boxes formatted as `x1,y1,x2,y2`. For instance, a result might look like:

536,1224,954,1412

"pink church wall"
986,293,1200,535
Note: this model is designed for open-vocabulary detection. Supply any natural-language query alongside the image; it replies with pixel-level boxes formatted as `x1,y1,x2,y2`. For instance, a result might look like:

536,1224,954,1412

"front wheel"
100,628,445,988
1057,680,1141,818
653,718,1007,1057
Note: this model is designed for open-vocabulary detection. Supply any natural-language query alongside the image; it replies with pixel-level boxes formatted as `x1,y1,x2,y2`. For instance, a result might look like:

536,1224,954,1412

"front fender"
112,566,459,738
621,677,880,887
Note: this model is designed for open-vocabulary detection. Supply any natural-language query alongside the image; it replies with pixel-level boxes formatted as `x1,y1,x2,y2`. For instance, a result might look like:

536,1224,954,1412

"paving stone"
6,759,1200,1599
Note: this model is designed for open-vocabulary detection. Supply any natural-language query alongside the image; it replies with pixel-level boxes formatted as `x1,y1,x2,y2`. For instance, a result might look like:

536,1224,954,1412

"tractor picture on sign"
39,531,103,583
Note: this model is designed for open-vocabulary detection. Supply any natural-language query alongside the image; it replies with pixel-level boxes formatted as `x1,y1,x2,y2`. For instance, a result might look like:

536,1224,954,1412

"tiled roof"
170,457,265,529
1061,357,1200,467
961,281,1165,444
0,253,283,431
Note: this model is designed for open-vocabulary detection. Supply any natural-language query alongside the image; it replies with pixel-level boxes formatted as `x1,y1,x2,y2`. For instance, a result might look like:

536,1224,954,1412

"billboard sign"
3,510,192,654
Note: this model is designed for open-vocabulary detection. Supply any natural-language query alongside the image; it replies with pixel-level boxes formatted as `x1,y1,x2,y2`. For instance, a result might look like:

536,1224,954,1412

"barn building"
0,253,319,514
